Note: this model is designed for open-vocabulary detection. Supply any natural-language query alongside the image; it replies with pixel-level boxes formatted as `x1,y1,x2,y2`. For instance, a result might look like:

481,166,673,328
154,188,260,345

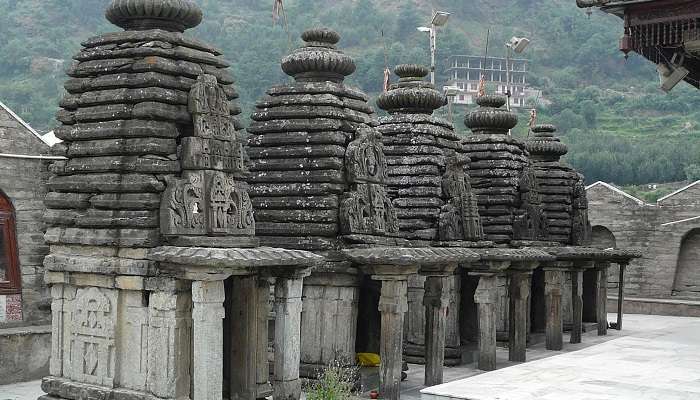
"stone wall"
0,103,52,383
0,105,51,327
587,181,700,299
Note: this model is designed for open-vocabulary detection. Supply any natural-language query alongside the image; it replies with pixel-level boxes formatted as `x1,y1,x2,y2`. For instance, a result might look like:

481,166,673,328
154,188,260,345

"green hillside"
1,0,698,185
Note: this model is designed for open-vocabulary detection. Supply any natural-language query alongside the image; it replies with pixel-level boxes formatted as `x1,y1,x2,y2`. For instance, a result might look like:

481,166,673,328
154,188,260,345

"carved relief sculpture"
439,151,484,241
162,73,254,238
513,161,549,241
340,128,399,236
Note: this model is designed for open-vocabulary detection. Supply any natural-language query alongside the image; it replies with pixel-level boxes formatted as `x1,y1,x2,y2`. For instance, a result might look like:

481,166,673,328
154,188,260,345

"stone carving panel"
340,183,398,236
439,152,484,241
189,74,235,141
346,127,387,184
70,287,117,387
341,127,398,236
161,171,254,237
571,175,592,245
162,171,205,236
514,162,549,241
181,137,245,173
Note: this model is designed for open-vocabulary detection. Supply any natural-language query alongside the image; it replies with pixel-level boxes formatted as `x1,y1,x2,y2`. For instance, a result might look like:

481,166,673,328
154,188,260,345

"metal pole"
505,46,512,112
448,96,453,123
430,25,436,85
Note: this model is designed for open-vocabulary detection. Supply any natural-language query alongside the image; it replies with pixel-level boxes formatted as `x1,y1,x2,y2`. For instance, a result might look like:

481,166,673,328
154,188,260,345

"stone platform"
419,314,700,400
5,314,693,400
608,296,700,318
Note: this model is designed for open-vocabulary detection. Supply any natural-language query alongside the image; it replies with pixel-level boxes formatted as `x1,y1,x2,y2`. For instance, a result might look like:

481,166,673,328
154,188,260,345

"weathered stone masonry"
587,180,700,313
0,101,55,384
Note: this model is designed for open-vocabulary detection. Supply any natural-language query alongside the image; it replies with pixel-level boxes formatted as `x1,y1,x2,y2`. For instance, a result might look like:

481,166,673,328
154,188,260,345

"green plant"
305,358,359,400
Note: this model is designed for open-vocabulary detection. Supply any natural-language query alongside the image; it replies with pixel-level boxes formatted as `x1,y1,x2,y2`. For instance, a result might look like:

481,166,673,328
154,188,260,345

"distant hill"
1,0,698,184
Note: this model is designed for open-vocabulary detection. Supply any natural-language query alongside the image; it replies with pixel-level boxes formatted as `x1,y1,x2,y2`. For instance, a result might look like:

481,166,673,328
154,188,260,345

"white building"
444,55,534,108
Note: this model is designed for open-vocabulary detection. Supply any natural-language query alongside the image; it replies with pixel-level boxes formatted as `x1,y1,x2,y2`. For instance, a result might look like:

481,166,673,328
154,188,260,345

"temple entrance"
529,268,546,333
0,190,20,295
673,229,700,297
583,225,617,320
460,274,479,343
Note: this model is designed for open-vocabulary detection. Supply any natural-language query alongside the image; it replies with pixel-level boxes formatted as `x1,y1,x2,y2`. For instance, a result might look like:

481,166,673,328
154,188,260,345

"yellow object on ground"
356,353,381,367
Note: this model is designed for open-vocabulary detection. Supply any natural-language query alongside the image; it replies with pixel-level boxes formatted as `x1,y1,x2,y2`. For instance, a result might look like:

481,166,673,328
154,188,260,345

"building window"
458,95,465,101
0,192,20,295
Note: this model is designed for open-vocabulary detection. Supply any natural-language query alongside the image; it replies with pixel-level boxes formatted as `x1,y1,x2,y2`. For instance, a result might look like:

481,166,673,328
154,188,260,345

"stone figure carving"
340,127,398,235
346,127,387,184
161,73,254,238
71,287,116,387
207,172,254,235
571,174,592,245
162,171,254,237
439,152,484,241
340,183,398,236
513,162,548,241
183,74,247,175
189,74,234,141
162,172,206,235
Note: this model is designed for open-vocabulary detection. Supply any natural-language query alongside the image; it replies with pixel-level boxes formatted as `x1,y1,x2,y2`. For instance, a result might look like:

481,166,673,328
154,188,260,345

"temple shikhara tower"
41,2,321,400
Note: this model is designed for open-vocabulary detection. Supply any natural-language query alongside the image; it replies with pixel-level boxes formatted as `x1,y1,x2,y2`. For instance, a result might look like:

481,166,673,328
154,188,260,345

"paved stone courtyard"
2,314,699,400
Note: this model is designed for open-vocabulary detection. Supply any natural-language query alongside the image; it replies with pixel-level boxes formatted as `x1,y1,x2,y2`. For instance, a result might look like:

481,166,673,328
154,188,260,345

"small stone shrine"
524,124,579,243
247,30,483,398
463,96,548,243
376,65,483,367
39,2,321,400
246,27,390,377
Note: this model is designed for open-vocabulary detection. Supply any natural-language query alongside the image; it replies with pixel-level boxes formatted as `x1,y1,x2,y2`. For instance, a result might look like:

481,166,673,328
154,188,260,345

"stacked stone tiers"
462,133,527,242
462,95,548,243
45,28,238,248
247,82,376,248
525,124,578,243
247,28,386,251
379,115,463,241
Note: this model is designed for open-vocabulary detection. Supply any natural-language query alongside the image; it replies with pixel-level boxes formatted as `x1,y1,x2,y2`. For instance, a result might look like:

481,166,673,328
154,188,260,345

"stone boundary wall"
587,181,700,301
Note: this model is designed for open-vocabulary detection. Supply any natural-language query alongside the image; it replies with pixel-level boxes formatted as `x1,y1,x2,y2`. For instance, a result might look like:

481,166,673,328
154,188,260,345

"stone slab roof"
657,180,700,204
149,246,324,268
342,247,481,266
586,181,648,206
0,101,53,148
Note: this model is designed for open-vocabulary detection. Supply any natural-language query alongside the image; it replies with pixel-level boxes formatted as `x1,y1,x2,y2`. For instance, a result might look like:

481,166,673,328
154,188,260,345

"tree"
685,164,700,182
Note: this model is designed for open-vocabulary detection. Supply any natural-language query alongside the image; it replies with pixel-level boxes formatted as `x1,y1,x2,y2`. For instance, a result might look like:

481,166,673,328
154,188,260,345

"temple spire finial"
281,28,356,83
106,0,203,32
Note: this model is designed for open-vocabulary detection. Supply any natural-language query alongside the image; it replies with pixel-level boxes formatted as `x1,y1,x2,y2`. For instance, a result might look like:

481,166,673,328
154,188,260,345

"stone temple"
30,1,644,400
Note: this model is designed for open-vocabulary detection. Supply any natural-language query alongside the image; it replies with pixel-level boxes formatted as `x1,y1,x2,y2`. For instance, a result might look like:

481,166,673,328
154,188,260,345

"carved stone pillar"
377,277,409,400
474,273,498,371
273,275,305,400
49,284,65,377
423,273,451,386
570,268,584,344
508,270,532,362
596,261,610,336
192,280,226,400
147,286,192,399
544,267,564,351
230,275,271,400
256,278,273,396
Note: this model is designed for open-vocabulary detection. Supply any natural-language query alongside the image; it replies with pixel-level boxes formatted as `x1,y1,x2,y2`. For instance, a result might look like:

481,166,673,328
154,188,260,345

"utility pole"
418,11,450,87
